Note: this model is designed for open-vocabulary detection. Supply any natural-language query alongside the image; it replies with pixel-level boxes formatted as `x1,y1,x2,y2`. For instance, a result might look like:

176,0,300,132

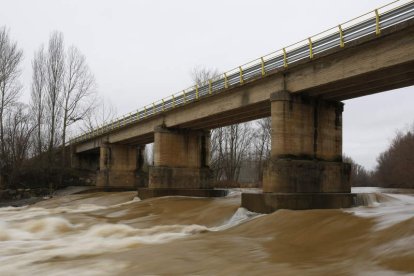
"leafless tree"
31,46,47,155
220,123,254,182
191,66,219,86
374,125,414,188
61,46,95,164
45,32,65,154
3,103,35,185
0,26,23,184
253,118,271,182
81,96,116,132
343,155,373,187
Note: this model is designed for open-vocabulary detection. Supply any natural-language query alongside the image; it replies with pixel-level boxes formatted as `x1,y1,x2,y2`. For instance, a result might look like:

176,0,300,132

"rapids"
0,188,413,275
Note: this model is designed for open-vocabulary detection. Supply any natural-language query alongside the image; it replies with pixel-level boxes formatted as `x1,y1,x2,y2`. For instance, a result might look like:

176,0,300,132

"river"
0,187,413,275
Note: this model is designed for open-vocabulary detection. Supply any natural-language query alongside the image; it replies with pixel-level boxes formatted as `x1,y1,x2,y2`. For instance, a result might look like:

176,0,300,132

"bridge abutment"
242,91,355,213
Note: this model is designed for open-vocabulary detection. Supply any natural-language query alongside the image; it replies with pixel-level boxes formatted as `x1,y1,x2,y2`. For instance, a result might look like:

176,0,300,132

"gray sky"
1,0,413,170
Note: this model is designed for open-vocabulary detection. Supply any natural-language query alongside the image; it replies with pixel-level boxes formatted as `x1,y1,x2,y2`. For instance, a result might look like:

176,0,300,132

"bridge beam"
242,91,355,213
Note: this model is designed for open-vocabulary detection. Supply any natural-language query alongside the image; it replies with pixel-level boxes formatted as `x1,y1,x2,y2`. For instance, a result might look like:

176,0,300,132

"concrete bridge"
70,1,414,212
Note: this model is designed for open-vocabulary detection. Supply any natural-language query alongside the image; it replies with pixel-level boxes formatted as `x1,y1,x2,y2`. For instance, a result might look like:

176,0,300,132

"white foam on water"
347,192,414,230
211,207,263,231
0,193,266,275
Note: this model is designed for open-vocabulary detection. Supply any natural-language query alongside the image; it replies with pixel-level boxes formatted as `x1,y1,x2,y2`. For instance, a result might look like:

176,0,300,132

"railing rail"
70,0,414,144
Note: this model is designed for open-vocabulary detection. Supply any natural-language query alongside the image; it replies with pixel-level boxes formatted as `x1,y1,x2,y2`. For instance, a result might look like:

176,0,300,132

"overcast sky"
1,0,413,170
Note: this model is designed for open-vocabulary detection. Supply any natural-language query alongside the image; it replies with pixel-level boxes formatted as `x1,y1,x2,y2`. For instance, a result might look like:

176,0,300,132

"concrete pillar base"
263,159,351,193
148,166,212,189
241,192,357,213
96,171,137,189
137,188,228,200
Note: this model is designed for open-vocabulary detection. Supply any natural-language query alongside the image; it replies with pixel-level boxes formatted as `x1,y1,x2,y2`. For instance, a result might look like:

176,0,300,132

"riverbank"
0,186,97,208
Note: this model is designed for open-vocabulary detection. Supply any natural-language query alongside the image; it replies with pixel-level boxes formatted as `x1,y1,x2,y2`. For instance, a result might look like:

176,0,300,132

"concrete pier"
149,126,211,189
241,91,354,213
144,126,227,198
96,144,145,189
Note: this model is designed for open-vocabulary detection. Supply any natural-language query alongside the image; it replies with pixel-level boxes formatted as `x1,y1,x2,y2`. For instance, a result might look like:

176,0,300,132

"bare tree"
61,46,95,164
0,26,23,185
191,66,219,86
3,103,35,186
343,155,373,187
45,32,65,154
210,126,224,181
253,118,271,182
31,46,47,155
220,123,253,182
374,125,414,188
81,96,116,132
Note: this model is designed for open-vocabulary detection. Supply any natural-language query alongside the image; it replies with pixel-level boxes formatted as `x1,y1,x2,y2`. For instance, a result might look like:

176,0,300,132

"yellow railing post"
308,38,313,59
195,84,199,100
375,9,381,35
261,57,265,76
172,94,176,108
162,99,165,111
183,90,186,104
152,103,155,115
338,25,345,48
239,66,244,84
282,48,288,68
209,79,212,94
224,73,228,89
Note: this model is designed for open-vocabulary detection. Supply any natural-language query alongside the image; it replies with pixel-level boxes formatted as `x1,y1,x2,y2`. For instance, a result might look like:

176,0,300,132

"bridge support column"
96,143,142,190
139,126,227,199
242,91,355,213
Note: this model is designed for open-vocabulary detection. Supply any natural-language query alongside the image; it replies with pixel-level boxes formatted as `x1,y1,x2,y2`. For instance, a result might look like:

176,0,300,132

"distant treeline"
346,125,414,189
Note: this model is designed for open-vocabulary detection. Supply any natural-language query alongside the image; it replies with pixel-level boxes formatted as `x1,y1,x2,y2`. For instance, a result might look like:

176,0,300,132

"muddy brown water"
0,188,413,275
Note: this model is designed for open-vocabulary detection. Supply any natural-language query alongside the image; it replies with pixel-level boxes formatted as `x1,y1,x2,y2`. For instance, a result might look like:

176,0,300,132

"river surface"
0,187,413,275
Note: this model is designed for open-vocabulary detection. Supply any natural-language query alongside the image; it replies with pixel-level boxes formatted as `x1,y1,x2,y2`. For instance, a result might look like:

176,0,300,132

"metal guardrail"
71,0,414,144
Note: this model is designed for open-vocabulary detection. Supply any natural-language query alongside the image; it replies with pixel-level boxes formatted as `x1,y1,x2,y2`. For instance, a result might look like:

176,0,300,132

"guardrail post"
152,103,155,115
282,48,288,68
137,109,140,120
183,90,187,104
195,84,199,100
162,99,165,111
375,9,381,35
239,66,244,84
308,38,313,59
224,73,228,89
209,79,212,94
338,25,345,48
261,57,266,76
145,106,147,117
172,94,176,108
